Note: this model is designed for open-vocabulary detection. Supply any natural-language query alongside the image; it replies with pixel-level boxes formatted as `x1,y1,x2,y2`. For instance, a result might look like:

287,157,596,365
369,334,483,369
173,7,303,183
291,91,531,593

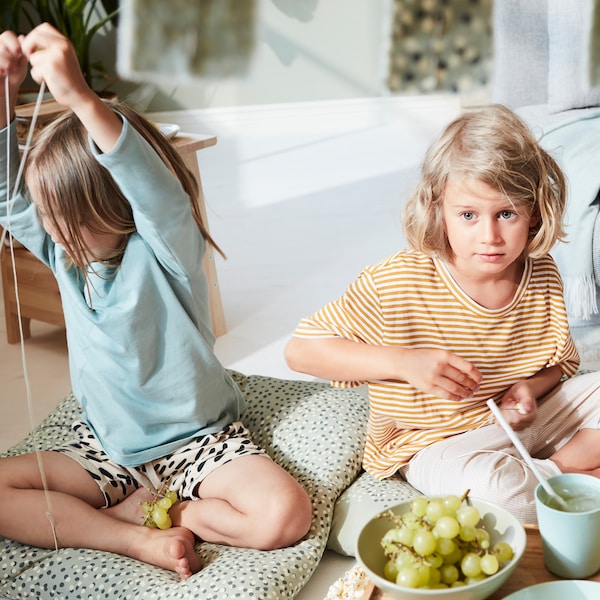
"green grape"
457,505,481,527
426,498,445,522
493,541,514,562
141,501,153,515
165,490,178,504
397,525,416,546
394,549,416,570
383,559,399,582
475,527,491,549
442,494,462,512
440,564,459,585
157,496,173,510
396,566,421,588
152,505,172,530
436,536,456,556
410,496,428,517
426,552,444,569
428,566,442,586
434,515,460,539
480,553,500,575
382,527,403,545
402,512,421,530
415,564,431,587
461,552,482,578
459,525,477,542
413,528,437,557
443,545,464,566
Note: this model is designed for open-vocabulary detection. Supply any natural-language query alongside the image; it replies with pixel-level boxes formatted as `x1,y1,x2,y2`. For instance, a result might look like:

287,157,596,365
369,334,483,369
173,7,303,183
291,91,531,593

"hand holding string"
0,31,29,128
19,23,122,153
20,23,90,112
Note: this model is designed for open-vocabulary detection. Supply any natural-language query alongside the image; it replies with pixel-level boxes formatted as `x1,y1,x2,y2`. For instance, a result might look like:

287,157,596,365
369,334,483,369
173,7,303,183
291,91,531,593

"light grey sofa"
492,0,600,325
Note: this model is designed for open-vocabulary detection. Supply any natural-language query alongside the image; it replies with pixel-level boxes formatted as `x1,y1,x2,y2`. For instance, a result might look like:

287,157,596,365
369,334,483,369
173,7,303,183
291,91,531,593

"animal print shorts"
53,419,269,507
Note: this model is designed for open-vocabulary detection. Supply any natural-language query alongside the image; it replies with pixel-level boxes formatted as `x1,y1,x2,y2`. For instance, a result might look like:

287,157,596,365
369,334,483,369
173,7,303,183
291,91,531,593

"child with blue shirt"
0,24,311,579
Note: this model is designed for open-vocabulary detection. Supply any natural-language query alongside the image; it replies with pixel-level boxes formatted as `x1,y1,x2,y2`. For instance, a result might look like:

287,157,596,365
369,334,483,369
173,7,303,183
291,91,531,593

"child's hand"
20,23,92,110
498,382,537,430
402,348,481,401
0,30,29,125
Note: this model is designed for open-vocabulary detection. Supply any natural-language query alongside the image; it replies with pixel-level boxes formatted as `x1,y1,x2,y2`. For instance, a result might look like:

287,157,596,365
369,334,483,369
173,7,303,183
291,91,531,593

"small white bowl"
356,498,526,600
156,123,181,139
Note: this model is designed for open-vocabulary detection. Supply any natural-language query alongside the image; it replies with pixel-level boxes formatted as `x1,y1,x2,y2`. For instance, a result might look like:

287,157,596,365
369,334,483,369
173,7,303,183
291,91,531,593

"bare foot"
104,488,154,525
139,527,202,580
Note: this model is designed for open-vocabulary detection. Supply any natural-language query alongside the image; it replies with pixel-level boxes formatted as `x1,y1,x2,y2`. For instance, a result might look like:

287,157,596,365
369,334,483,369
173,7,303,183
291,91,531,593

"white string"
4,78,59,552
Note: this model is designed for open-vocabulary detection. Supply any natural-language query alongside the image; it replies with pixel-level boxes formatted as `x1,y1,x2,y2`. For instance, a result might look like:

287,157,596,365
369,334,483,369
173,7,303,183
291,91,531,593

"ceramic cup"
535,473,600,579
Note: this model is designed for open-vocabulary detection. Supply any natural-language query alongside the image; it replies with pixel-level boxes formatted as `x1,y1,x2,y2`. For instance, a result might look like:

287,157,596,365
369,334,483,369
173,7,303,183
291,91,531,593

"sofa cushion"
0,371,368,600
547,0,600,112
491,0,550,109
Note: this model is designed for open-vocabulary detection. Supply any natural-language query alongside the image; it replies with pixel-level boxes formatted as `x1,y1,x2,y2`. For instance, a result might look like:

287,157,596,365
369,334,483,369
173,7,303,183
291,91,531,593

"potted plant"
1,0,120,93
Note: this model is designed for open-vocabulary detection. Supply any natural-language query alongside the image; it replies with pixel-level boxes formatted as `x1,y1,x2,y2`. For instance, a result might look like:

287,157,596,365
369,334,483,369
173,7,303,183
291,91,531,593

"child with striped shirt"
286,104,600,523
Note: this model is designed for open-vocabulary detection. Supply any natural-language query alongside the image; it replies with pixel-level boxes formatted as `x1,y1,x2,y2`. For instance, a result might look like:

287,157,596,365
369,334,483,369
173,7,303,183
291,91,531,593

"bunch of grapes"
141,489,178,530
379,493,514,590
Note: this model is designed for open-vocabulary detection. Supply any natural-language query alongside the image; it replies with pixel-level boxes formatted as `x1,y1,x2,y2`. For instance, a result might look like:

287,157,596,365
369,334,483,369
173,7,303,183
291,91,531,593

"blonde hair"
24,101,224,275
402,104,567,261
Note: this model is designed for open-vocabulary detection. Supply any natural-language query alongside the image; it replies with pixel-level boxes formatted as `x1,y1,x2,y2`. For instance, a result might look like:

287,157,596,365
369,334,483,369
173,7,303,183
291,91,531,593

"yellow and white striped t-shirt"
293,249,580,480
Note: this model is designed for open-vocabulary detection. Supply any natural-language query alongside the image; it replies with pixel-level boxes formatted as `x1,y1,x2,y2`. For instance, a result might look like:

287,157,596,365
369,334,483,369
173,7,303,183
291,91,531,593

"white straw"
486,398,568,510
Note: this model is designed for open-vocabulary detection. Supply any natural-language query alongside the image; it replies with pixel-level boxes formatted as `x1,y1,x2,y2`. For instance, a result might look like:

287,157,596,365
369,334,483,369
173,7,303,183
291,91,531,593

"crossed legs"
0,450,312,579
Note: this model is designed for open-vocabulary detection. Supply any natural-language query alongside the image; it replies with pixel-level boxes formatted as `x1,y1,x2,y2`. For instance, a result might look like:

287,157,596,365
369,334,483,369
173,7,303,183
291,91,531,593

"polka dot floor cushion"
327,470,421,557
0,371,368,600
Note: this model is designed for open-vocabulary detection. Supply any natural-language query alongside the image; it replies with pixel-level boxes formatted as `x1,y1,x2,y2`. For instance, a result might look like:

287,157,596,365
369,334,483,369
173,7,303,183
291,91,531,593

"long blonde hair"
403,104,567,261
24,101,224,274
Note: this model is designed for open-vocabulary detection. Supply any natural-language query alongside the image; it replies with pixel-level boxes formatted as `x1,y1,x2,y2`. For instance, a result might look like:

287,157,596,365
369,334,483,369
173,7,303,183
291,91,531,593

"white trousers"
402,371,600,523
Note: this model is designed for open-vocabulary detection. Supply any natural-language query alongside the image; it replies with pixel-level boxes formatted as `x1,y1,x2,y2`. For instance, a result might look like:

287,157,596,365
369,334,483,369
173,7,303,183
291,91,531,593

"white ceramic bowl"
356,498,526,600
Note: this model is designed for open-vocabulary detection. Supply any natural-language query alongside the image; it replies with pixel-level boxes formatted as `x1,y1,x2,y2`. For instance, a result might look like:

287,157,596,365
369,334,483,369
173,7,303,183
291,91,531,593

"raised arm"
20,23,122,153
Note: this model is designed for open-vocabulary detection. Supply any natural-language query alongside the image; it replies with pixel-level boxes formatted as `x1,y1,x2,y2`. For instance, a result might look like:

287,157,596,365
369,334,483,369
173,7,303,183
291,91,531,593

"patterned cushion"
0,371,368,600
327,470,421,557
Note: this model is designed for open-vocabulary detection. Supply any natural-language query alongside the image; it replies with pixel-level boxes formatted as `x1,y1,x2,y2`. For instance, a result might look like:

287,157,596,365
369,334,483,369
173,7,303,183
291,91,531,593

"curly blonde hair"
402,104,567,261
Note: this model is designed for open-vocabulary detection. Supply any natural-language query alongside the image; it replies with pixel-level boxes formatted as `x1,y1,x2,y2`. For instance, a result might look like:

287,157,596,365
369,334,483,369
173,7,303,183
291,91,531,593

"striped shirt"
293,249,580,479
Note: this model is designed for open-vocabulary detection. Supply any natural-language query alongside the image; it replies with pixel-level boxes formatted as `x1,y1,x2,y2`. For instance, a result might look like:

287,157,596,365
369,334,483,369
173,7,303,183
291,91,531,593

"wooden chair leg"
5,310,31,344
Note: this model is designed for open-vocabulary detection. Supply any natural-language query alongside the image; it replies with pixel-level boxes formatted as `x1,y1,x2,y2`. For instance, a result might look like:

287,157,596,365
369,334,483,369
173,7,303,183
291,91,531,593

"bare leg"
170,455,312,550
0,453,201,579
105,487,155,525
551,428,600,476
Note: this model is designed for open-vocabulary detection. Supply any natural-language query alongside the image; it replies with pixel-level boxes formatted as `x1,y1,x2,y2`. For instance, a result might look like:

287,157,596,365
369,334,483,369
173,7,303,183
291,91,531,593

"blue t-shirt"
0,118,244,466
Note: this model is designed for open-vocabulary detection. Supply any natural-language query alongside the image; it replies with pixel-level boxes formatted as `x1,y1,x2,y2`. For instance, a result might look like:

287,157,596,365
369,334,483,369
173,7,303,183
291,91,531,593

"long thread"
4,78,59,552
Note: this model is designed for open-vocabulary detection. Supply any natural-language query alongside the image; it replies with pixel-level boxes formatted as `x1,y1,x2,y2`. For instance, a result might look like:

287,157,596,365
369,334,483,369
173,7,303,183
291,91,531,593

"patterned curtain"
387,0,493,94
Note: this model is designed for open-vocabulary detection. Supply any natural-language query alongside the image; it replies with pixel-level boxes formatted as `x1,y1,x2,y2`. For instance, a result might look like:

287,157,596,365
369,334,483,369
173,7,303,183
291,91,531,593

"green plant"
1,0,120,91
1,1,22,31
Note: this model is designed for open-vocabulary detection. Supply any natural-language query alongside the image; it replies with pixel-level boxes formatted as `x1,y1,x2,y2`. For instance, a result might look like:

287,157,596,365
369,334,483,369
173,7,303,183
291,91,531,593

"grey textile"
491,0,550,109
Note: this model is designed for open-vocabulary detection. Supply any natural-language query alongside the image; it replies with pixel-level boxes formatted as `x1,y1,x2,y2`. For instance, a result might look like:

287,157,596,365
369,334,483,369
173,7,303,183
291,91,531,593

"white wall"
117,0,392,111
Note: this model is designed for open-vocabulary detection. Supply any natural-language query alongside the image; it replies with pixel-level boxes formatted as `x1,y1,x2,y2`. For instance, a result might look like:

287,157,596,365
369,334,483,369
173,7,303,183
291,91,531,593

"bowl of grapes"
356,493,526,600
